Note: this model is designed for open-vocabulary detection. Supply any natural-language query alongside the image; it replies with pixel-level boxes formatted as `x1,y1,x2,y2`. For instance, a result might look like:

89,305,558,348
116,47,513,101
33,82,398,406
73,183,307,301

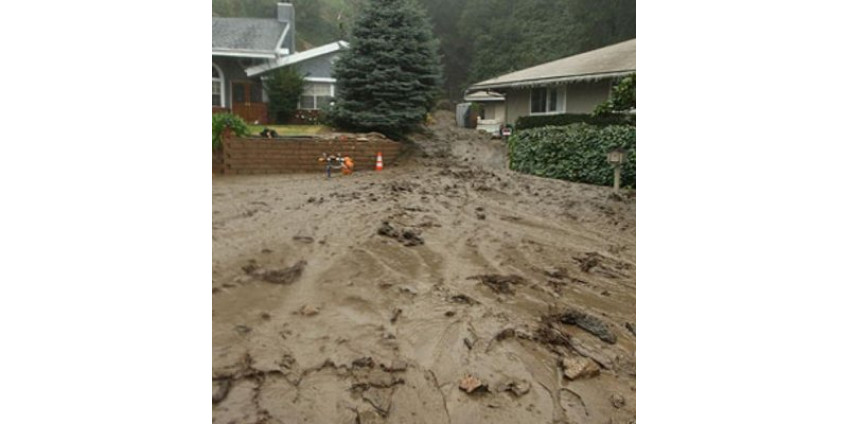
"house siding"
501,79,615,124
213,56,264,108
504,88,530,125
565,80,613,114
294,53,337,79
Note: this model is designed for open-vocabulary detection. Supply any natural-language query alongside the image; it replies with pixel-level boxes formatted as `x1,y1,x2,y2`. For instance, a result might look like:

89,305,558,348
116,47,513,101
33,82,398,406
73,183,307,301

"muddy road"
212,112,636,424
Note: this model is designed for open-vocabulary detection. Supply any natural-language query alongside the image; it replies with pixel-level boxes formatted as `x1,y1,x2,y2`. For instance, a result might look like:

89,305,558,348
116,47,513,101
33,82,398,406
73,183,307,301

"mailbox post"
606,148,626,192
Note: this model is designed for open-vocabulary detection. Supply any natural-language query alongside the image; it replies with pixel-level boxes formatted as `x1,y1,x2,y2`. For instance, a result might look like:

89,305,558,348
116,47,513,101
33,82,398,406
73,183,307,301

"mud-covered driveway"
212,112,636,424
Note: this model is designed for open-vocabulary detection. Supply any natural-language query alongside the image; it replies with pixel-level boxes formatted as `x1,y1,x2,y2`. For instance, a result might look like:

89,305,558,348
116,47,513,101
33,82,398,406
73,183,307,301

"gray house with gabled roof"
466,39,635,125
212,1,347,124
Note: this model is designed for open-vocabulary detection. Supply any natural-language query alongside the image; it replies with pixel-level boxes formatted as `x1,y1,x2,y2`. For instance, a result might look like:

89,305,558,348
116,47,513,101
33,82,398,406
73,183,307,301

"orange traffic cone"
376,152,383,171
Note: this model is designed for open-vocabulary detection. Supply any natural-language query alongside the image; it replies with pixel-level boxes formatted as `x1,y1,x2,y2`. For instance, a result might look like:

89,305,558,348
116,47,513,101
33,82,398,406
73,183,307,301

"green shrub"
594,74,636,116
514,113,634,130
212,113,250,150
263,67,305,124
508,124,636,187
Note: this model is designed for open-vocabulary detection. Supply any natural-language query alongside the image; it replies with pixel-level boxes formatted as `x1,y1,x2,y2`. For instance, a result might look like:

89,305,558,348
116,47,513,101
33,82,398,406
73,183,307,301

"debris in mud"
449,294,478,304
212,287,221,294
445,310,456,317
390,308,402,323
544,267,569,279
356,409,384,424
299,304,320,316
242,260,259,274
260,248,273,254
212,378,231,404
385,360,408,373
234,325,252,335
574,252,602,273
496,379,531,397
377,221,425,246
362,388,393,416
476,212,486,220
469,274,526,295
293,235,314,244
558,309,617,344
353,357,375,369
260,260,307,285
459,374,487,394
463,337,475,350
601,290,611,297
625,322,636,336
494,328,516,341
535,319,572,347
610,393,626,408
260,312,271,320
562,355,600,380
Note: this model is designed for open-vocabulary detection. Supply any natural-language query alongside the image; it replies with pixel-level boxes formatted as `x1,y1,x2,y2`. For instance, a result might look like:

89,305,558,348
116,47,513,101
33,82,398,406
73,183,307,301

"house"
212,2,348,124
462,90,505,135
465,38,635,125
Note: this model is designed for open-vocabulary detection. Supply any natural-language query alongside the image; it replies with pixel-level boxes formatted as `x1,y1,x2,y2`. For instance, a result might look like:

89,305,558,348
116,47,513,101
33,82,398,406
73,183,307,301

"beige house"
466,38,635,125
463,90,506,135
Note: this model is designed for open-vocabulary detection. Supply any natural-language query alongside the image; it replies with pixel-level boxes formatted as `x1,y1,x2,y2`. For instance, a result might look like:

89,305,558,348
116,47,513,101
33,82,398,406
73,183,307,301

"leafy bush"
595,74,636,116
515,113,634,130
508,124,636,187
212,113,250,150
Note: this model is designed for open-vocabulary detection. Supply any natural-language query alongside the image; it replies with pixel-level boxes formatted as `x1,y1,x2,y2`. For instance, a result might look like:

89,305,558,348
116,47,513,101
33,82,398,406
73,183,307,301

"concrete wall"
565,80,613,114
216,137,403,175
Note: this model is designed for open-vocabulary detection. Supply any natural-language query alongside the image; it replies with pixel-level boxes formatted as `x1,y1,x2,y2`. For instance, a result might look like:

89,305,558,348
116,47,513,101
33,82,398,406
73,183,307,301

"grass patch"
246,124,330,136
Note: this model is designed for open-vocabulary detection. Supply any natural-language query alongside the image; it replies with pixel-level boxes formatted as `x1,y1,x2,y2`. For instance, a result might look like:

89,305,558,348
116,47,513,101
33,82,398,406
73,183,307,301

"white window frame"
528,86,565,116
298,79,336,110
212,63,226,107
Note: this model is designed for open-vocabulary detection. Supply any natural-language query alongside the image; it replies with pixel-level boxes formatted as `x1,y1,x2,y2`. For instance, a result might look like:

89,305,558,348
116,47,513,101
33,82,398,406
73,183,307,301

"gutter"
469,70,635,91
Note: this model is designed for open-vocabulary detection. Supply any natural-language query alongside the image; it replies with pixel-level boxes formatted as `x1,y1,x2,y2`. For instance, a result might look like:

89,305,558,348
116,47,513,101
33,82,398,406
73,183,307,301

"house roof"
468,38,635,91
463,90,505,102
212,17,289,57
245,41,349,77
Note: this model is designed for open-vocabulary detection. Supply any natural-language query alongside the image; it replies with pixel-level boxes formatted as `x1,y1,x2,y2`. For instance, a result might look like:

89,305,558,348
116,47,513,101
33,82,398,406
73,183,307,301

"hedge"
514,113,635,130
508,124,636,187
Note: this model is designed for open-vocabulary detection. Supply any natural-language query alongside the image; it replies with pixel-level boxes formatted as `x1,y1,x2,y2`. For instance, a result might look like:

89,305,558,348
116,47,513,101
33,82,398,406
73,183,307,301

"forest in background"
212,0,635,100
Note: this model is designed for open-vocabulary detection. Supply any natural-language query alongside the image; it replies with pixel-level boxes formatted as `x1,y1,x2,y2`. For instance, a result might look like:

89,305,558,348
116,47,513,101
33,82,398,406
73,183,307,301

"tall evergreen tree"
329,0,442,138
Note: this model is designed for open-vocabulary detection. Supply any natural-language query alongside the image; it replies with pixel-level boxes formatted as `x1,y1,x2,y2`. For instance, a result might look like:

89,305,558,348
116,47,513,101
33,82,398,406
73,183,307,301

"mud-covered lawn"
212,112,636,424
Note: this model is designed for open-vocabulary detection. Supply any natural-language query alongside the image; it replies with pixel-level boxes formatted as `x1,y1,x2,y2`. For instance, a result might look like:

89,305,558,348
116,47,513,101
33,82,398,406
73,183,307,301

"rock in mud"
212,378,231,404
497,379,531,396
559,309,617,344
625,322,636,336
459,374,486,394
293,235,314,244
377,222,425,246
469,274,526,295
299,304,320,316
362,388,393,416
261,260,307,285
562,355,600,380
574,252,602,273
610,393,626,408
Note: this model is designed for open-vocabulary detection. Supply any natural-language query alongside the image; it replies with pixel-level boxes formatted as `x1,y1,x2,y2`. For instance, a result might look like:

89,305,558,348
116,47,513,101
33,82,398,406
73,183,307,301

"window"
300,82,334,110
530,87,562,114
212,65,224,107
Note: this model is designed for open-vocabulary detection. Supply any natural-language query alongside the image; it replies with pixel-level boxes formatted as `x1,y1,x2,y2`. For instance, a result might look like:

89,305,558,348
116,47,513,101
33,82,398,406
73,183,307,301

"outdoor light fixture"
607,148,626,192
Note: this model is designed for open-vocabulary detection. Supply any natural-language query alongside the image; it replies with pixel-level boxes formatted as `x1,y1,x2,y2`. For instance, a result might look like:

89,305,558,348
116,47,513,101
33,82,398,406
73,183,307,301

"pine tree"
329,0,442,138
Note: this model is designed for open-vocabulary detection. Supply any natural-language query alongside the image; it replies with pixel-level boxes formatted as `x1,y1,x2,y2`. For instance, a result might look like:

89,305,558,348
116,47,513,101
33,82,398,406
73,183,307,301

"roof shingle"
212,17,287,53
469,39,635,90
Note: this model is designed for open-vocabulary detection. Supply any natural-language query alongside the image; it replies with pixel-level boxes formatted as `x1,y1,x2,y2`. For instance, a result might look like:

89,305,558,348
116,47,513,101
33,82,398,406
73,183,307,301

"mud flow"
213,111,636,424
